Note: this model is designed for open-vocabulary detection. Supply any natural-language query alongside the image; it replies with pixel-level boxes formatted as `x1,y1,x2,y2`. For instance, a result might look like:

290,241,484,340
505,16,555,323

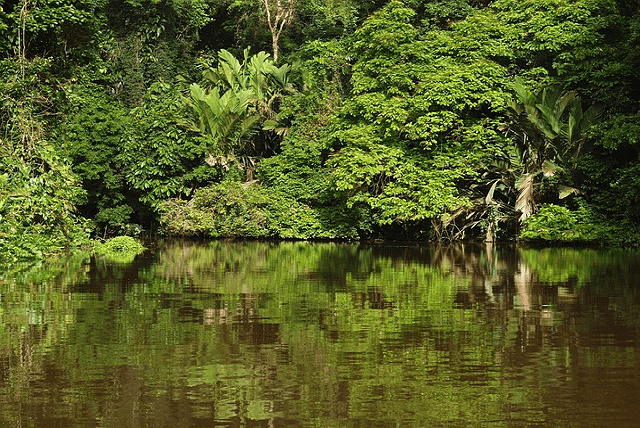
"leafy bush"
519,203,640,246
0,58,91,265
520,204,584,242
159,181,359,239
120,82,218,212
94,236,146,263
99,236,146,253
59,85,133,232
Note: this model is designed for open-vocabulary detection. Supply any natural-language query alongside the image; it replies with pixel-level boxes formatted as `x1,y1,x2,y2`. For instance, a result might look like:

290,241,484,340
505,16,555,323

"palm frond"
555,90,577,118
183,48,296,171
515,173,536,221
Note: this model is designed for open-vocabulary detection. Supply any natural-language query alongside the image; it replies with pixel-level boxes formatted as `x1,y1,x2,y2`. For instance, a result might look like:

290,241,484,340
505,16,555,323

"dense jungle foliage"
2,0,640,264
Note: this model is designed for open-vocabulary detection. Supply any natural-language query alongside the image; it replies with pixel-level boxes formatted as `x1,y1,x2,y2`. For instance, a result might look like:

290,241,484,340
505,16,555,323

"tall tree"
327,1,508,233
261,0,296,62
227,0,296,61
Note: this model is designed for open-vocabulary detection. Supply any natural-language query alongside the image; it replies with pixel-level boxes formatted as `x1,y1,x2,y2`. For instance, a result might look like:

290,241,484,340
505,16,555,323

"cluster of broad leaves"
183,48,295,177
2,0,640,264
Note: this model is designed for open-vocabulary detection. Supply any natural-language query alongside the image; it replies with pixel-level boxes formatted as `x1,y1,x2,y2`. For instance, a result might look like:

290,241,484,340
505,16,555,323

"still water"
1,241,640,427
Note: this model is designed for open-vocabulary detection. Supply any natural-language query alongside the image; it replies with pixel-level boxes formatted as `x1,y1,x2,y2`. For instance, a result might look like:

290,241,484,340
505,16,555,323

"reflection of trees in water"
444,242,577,311
148,240,640,358
2,241,640,426
443,243,640,379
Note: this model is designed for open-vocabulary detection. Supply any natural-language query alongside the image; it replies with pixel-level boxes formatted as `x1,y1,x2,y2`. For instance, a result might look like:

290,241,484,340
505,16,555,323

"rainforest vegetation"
2,0,640,263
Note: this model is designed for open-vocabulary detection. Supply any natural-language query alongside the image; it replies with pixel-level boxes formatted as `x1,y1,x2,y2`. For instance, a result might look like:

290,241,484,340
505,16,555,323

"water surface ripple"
1,241,639,427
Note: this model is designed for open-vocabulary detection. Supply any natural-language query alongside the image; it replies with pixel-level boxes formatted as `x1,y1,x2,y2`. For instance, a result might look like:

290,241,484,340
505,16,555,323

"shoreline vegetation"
2,0,640,266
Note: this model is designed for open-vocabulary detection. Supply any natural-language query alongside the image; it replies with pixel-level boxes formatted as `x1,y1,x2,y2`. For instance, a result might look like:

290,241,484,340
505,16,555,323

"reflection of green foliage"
2,241,640,426
0,252,91,286
519,246,640,287
144,240,465,342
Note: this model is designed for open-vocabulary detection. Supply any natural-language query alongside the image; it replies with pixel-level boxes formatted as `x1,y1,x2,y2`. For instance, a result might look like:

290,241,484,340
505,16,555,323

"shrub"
519,203,640,246
159,181,359,239
94,236,146,263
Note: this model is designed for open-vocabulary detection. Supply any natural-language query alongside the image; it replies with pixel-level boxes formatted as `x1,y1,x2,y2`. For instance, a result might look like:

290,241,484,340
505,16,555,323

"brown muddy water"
1,241,640,427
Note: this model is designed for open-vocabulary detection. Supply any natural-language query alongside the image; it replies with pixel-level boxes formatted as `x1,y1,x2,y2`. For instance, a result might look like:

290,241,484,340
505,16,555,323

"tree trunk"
272,35,280,63
261,0,295,63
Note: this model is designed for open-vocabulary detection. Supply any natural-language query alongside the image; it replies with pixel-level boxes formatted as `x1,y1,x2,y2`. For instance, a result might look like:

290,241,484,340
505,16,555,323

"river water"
1,240,639,427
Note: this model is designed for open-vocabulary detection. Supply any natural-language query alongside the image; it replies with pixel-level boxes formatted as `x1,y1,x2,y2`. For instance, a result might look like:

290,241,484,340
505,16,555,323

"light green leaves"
187,83,261,151
329,144,466,225
185,48,296,176
327,1,509,229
